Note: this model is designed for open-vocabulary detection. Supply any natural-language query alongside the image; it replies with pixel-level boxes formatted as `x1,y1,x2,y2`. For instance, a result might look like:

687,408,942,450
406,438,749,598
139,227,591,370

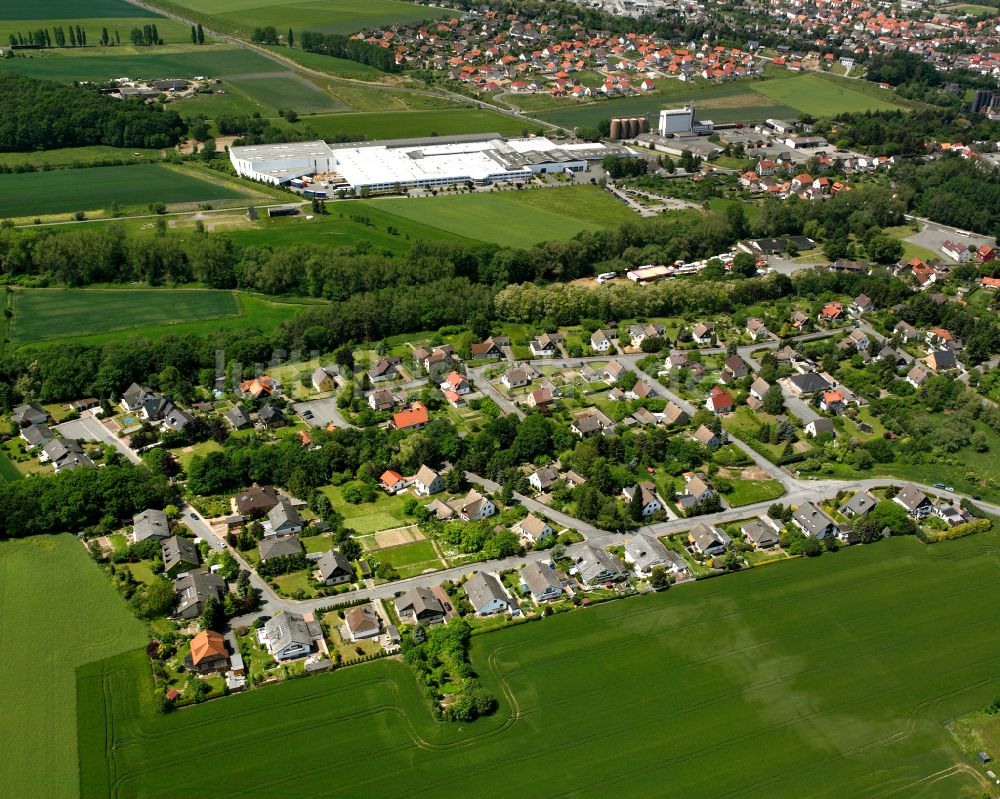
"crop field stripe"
73,535,1000,798
0,0,162,19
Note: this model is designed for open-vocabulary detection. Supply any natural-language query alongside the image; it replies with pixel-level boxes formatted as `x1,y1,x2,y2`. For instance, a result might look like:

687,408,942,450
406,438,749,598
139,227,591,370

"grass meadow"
226,74,347,114
10,289,313,347
0,536,146,799
0,145,164,169
750,73,907,116
0,16,195,45
77,534,1000,798
364,185,636,248
320,485,416,534
0,163,249,218
2,0,161,18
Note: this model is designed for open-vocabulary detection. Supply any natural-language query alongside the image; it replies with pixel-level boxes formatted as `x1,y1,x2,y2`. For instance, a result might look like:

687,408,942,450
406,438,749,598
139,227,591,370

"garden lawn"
1,535,146,799
723,478,785,506
321,486,415,534
377,539,439,568
363,185,637,248
304,108,531,139
14,290,312,348
750,73,907,116
80,534,1000,798
0,164,247,218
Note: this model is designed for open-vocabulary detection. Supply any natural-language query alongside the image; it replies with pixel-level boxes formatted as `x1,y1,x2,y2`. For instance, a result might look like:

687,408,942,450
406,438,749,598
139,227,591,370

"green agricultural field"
750,73,907,116
80,534,1000,798
224,204,474,252
0,45,276,82
0,0,160,19
159,0,441,36
1,535,146,799
0,145,164,169
0,17,196,45
305,108,534,140
225,74,347,114
263,46,383,79
0,164,248,218
362,185,637,248
11,290,313,347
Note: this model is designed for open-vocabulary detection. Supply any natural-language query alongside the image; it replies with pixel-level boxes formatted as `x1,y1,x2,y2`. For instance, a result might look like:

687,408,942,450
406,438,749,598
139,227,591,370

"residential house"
839,490,877,518
677,473,715,513
311,366,339,393
622,482,664,517
804,417,835,437
791,310,810,330
662,402,690,427
820,389,845,413
568,544,627,586
515,513,554,543
749,377,770,401
502,366,533,390
591,329,614,352
926,328,954,348
935,503,970,527
624,532,672,575
224,406,252,430
528,387,554,408
20,423,53,448
603,359,627,384
792,502,838,539
705,385,735,414
344,605,381,641
464,572,510,615
850,293,874,316
238,376,276,400
906,364,928,389
819,302,845,323
380,470,412,494
529,464,561,493
746,317,768,340
626,380,655,401
394,586,446,625
894,321,919,341
425,499,455,521
258,403,287,429
893,487,932,518
263,612,322,660
632,407,657,426
40,439,95,472
691,322,716,345
741,518,780,549
688,523,731,555
368,388,398,412
519,561,564,602
839,328,870,352
722,354,748,380
571,410,611,437
186,629,230,674
133,508,170,543
470,337,505,360
692,424,720,449
265,500,304,536
314,550,354,585
459,489,496,521
391,402,430,431
412,464,444,496
941,240,971,262
529,333,563,357
235,485,280,517
440,371,470,395
627,323,665,348
161,535,200,578
368,358,399,383
925,349,957,371
258,535,302,562
174,568,226,619
11,402,48,428
785,372,831,397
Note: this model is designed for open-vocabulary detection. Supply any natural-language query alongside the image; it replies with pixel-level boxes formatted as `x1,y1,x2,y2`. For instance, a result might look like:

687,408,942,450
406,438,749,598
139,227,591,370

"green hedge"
924,518,992,543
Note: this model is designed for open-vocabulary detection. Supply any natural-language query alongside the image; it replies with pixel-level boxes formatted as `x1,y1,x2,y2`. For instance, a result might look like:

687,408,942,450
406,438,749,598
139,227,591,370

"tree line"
298,32,402,73
0,74,186,151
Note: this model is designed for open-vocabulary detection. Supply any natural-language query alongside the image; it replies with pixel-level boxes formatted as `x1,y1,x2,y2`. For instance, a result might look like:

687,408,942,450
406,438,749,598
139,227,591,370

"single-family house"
746,317,768,340
705,385,734,414
519,561,564,602
692,424,720,449
688,523,731,555
785,372,831,397
691,322,716,345
894,321,919,341
311,366,339,392
225,406,252,430
266,500,304,536
344,605,381,641
40,439,95,472
627,323,665,348
850,293,874,316
235,485,280,517
590,329,614,352
925,349,957,371
529,333,563,357
368,388,397,412
394,586,446,625
459,489,496,521
258,403,287,429
839,490,877,518
749,377,770,401
263,612,322,660
906,364,929,389
926,328,954,348
662,402,690,427
440,371,470,395
368,358,399,383
470,337,505,360
839,328,870,352
804,417,835,437
161,535,200,578
502,366,533,390
11,402,49,428
624,532,671,575
569,544,627,586
741,518,780,549
258,534,303,562
314,549,354,585
622,482,664,517
380,470,412,494
515,513,554,543
792,501,838,539
529,464,561,493
133,508,170,543
603,360,627,384
464,572,510,615
391,402,430,431
893,487,932,518
186,629,229,673
412,464,444,496
820,302,845,322
174,568,226,619
20,423,53,448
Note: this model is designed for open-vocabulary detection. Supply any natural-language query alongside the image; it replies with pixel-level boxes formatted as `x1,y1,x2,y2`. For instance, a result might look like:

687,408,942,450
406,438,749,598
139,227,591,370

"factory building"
229,133,633,193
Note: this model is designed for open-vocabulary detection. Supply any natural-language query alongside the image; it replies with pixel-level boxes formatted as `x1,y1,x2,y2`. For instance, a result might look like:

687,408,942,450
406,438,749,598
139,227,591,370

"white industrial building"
229,134,633,193
658,105,695,136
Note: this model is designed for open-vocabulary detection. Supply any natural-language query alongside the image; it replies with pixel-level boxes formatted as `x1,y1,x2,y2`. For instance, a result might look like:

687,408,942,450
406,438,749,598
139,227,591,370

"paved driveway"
56,412,141,464
292,397,355,429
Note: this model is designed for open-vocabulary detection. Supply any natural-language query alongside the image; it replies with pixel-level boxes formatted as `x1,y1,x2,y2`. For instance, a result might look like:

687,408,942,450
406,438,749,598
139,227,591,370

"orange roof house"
391,402,430,431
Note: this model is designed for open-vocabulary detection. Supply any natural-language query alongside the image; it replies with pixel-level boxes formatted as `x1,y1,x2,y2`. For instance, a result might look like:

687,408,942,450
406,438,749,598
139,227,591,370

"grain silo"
609,118,622,140
627,117,639,138
638,116,649,134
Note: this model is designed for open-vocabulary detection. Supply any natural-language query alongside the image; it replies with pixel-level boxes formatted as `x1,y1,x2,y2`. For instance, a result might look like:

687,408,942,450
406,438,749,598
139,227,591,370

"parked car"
933,482,945,489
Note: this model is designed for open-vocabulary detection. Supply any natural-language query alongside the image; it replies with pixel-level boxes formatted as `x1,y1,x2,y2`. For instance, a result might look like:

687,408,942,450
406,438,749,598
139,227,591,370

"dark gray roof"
520,561,563,599
267,499,303,533
12,402,48,427
161,535,200,573
259,534,302,561
793,502,836,537
625,533,670,572
394,586,444,619
133,508,170,542
315,549,353,581
788,372,831,394
741,519,779,547
464,572,508,611
839,490,877,517
264,612,320,656
225,407,251,429
174,568,225,615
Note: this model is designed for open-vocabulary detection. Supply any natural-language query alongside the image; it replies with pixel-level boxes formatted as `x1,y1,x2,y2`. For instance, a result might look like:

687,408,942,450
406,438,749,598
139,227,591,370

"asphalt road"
56,411,142,464
904,216,996,258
